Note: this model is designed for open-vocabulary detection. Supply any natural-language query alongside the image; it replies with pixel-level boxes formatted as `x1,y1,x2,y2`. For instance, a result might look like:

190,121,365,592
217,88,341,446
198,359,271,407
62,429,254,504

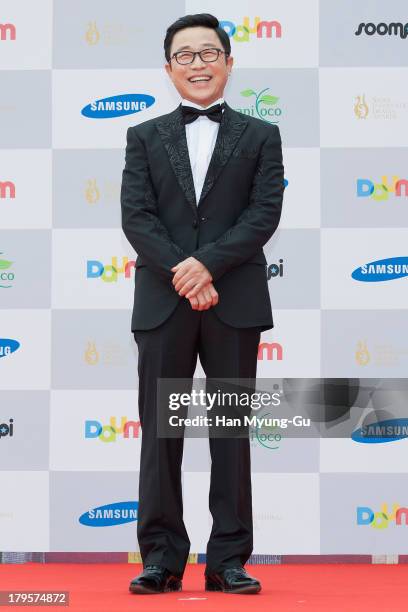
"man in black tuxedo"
121,13,284,595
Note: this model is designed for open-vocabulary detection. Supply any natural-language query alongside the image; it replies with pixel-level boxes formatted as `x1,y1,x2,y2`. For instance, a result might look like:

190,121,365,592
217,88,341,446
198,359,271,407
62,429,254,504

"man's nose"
190,53,207,67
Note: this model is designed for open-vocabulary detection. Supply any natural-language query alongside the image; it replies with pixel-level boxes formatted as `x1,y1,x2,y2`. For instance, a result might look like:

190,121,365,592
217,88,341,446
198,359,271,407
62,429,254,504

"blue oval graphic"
0,338,20,359
352,418,408,444
352,257,408,282
79,501,138,527
81,94,155,119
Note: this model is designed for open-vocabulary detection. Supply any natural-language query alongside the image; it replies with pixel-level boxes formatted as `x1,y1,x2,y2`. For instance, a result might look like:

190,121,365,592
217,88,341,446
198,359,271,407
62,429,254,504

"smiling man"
121,13,284,596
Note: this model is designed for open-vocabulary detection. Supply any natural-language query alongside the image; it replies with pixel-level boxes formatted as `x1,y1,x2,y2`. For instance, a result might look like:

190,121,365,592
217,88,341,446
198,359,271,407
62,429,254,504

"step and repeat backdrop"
1,0,408,560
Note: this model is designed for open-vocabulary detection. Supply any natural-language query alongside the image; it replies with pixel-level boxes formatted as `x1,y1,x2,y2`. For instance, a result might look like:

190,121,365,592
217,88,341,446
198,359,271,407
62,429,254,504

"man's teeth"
190,77,211,82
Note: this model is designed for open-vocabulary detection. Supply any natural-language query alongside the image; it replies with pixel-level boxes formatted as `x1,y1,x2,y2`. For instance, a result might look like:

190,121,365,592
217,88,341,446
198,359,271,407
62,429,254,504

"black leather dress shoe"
129,564,182,594
205,566,261,594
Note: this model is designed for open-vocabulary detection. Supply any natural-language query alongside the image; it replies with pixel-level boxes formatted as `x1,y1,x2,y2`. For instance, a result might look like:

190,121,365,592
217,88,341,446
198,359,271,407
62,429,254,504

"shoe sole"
205,583,261,594
129,581,182,595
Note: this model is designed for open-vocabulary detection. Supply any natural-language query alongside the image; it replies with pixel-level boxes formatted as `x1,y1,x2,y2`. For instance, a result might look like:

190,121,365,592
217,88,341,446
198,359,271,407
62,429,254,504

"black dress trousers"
133,297,261,577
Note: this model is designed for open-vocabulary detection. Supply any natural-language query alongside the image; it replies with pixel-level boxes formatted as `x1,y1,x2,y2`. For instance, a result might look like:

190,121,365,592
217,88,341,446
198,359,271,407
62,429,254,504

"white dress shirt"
181,97,224,204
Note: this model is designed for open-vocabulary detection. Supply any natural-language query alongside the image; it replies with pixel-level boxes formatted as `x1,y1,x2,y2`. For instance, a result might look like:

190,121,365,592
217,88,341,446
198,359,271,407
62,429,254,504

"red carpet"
1,563,407,611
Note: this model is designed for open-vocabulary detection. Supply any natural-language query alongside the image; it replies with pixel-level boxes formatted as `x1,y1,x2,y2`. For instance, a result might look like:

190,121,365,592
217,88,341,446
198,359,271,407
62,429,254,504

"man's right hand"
187,282,219,311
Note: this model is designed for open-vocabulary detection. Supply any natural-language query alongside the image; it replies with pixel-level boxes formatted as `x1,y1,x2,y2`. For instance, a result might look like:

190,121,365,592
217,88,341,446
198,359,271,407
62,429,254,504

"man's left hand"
171,257,212,298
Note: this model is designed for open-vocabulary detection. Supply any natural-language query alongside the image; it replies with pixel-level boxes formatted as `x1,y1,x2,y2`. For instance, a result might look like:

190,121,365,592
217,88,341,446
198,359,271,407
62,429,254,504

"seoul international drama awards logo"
354,95,369,119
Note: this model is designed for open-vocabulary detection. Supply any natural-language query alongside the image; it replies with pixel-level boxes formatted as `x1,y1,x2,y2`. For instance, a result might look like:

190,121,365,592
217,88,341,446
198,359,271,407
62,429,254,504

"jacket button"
192,220,198,228
201,216,206,222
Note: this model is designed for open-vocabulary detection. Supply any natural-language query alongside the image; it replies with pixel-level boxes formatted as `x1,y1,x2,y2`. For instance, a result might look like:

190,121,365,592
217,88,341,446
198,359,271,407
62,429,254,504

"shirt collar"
181,97,224,110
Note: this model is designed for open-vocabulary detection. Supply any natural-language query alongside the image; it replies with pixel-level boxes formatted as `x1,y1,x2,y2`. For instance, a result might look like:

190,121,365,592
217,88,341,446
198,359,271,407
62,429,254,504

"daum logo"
258,341,283,361
0,419,14,440
352,419,408,444
0,23,16,41
237,88,281,124
267,259,284,281
357,176,408,201
352,257,408,282
0,181,16,199
355,22,408,39
357,504,408,529
0,253,15,289
79,501,138,527
85,417,140,442
81,94,155,119
220,17,282,42
87,257,135,282
0,339,20,359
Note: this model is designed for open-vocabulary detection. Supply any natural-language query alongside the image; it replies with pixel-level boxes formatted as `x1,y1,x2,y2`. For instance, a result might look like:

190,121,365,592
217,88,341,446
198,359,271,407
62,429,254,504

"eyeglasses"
170,48,228,65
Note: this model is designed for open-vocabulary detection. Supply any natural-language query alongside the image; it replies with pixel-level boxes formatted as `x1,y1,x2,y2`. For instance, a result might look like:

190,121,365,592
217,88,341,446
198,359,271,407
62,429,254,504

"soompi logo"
87,257,135,282
267,259,284,280
357,503,408,529
355,22,408,39
85,417,140,442
0,419,14,440
357,176,408,201
220,17,282,42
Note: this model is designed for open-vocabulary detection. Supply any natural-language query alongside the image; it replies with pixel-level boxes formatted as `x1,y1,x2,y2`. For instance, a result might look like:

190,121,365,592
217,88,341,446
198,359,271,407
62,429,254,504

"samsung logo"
81,94,155,119
0,339,20,359
352,257,408,282
78,501,138,526
352,418,408,444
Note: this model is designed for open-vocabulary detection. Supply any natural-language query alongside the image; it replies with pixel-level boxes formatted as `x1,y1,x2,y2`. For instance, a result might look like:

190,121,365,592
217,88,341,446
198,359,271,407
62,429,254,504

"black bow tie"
181,103,225,125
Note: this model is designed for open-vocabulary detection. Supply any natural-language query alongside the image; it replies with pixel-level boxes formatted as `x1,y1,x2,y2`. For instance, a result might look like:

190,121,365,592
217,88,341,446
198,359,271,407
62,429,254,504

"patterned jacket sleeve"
120,126,188,281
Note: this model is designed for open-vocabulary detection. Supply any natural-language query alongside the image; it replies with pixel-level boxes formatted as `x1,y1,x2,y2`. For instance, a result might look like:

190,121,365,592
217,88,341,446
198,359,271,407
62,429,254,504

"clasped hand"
171,257,218,311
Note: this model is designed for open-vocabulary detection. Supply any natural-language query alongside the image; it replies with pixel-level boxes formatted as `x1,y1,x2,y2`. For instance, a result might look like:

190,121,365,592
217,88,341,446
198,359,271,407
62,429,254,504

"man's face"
165,26,233,107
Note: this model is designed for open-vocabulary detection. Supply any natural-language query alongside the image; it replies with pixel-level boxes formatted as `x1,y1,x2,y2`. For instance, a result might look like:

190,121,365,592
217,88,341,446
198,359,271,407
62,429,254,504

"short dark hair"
164,13,231,63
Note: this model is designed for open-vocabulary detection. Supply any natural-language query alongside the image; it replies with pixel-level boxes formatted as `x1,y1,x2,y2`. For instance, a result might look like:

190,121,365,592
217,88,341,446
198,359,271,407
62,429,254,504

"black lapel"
198,102,249,206
155,102,249,214
155,104,197,218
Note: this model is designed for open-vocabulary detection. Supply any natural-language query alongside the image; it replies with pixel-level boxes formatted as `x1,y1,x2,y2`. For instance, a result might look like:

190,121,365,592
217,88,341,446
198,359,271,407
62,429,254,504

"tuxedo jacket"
120,101,284,332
